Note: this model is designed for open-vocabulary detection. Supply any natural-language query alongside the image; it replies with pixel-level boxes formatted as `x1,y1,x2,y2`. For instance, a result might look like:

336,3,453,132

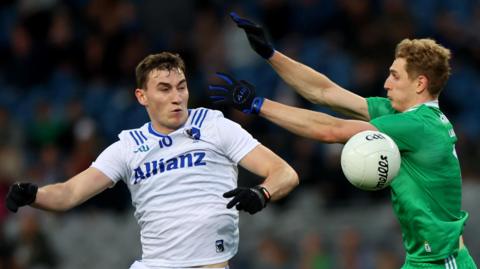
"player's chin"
393,104,407,112
388,99,400,110
169,115,188,128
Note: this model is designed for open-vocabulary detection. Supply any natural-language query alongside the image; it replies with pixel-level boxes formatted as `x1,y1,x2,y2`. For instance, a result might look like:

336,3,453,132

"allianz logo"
132,151,207,184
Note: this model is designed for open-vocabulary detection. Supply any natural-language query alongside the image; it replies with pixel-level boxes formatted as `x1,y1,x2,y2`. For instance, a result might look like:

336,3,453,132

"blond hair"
395,38,451,96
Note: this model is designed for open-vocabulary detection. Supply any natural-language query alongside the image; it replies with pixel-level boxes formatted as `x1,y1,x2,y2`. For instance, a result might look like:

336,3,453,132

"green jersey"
367,97,468,262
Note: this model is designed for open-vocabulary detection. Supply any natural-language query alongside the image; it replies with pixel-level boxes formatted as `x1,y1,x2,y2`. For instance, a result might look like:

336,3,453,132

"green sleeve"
367,97,397,119
370,112,423,152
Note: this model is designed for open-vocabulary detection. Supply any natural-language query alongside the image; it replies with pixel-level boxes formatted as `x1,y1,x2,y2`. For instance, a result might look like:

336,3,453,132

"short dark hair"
135,52,186,89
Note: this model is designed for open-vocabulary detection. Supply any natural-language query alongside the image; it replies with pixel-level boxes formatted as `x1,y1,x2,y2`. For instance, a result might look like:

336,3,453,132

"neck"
405,98,439,112
149,121,177,135
403,92,436,110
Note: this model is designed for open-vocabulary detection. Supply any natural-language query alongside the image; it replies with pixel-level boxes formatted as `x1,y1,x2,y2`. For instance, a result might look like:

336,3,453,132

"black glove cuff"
258,46,274,59
252,185,271,208
25,184,38,205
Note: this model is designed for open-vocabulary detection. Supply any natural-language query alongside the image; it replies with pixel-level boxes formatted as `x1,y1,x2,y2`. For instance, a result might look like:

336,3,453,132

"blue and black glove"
229,12,274,59
5,182,38,213
208,72,264,114
224,185,271,215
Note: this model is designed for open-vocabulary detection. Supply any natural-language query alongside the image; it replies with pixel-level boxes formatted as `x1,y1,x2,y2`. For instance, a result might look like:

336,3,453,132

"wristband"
258,186,271,202
251,97,265,115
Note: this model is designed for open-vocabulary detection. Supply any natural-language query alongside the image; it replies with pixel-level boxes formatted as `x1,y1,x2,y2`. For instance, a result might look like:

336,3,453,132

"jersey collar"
405,100,439,112
148,122,186,137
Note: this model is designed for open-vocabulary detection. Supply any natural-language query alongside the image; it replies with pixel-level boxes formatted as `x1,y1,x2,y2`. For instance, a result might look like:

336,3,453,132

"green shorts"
402,247,477,269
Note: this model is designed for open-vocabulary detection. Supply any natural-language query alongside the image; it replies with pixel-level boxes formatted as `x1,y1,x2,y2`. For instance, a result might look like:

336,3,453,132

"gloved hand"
6,182,38,213
223,185,271,215
229,12,274,59
208,72,264,114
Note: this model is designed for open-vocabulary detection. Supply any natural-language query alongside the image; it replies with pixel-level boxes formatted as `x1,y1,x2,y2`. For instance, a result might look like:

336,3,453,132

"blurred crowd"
0,0,479,268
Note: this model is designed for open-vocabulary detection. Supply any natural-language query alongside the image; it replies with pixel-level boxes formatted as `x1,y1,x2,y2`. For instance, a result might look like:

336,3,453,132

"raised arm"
6,167,113,212
229,12,370,120
268,52,369,120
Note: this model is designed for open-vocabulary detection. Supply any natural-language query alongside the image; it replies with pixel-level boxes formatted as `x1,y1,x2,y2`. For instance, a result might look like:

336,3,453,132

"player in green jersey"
207,13,478,268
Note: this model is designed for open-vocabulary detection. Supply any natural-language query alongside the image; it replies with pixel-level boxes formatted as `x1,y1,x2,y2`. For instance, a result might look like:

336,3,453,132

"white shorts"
129,261,229,269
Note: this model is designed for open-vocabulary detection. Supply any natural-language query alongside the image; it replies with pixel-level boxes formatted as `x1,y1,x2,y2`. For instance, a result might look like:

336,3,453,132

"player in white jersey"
5,52,299,269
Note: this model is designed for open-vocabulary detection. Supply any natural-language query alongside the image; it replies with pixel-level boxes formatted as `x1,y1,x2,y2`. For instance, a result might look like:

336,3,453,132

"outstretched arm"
7,167,113,212
34,167,113,211
259,99,376,143
208,74,376,143
229,12,370,120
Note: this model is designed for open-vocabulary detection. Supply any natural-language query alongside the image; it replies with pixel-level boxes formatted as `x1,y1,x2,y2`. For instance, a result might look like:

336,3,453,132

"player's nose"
171,89,184,104
384,79,391,92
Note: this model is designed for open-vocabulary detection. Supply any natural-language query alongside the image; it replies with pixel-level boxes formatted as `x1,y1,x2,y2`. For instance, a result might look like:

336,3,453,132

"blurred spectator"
0,106,24,148
27,101,66,151
256,235,294,269
25,144,63,185
298,233,331,269
13,210,58,269
374,245,402,269
335,227,374,269
0,223,20,269
0,107,25,217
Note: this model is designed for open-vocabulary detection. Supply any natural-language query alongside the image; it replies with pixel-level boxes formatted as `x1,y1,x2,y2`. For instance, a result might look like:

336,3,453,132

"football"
341,130,401,191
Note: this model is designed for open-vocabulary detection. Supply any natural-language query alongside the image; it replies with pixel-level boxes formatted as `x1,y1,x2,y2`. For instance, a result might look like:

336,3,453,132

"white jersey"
91,108,259,268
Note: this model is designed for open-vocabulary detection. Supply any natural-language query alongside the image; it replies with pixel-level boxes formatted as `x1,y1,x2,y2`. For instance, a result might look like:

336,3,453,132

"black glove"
6,182,38,213
223,185,271,215
208,72,264,114
229,12,274,59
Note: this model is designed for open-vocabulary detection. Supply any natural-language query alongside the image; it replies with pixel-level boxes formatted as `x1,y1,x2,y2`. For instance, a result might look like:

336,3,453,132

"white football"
341,130,401,191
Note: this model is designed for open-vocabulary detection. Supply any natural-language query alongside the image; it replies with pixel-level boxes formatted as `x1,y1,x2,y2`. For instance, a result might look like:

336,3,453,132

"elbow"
286,166,300,191
302,92,321,104
310,129,340,144
47,206,71,213
310,120,348,144
57,203,75,212
265,163,299,201
277,163,299,193
292,169,300,189
57,183,78,211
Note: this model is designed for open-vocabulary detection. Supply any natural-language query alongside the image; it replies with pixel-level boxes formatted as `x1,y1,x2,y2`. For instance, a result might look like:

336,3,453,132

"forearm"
33,183,78,211
269,51,335,104
268,51,370,120
260,99,340,143
260,99,376,144
260,163,298,201
32,168,112,212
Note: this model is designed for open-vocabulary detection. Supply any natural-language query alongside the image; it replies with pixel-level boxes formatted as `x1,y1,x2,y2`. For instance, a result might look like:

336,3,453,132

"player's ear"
135,88,148,106
416,75,428,94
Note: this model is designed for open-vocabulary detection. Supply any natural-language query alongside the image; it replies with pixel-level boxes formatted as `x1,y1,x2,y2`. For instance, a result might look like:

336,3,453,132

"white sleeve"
91,141,129,184
215,117,260,164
